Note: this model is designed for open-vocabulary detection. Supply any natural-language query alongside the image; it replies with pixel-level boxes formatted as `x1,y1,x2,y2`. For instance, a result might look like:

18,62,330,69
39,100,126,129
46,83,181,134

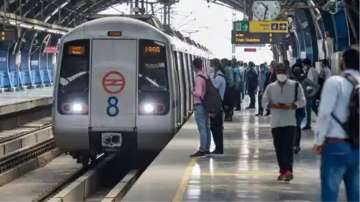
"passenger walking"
233,60,243,111
246,62,258,109
313,48,359,202
210,59,226,155
190,58,210,158
318,59,332,96
223,59,235,121
262,63,306,181
291,63,318,154
303,58,319,129
256,63,268,116
263,61,276,116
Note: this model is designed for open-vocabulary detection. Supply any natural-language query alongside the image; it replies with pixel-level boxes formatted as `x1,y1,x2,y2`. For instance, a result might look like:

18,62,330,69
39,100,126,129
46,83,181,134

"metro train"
53,16,211,164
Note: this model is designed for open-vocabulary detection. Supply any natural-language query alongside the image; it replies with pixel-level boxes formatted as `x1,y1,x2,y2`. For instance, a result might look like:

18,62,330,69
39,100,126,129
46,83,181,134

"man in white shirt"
262,63,306,182
313,48,359,202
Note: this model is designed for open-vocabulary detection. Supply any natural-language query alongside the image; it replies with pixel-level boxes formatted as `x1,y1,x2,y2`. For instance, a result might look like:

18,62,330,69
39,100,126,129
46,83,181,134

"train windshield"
57,39,89,114
139,40,168,91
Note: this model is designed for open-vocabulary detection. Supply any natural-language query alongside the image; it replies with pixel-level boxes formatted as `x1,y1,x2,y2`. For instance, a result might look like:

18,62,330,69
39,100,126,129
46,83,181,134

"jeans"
305,99,318,127
210,111,224,152
257,92,263,114
321,143,359,202
194,105,210,152
248,90,256,108
272,126,295,173
294,108,306,147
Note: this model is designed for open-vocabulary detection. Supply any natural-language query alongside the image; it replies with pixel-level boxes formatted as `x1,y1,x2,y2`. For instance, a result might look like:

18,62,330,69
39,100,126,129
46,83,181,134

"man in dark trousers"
246,62,258,109
210,59,226,155
262,63,306,181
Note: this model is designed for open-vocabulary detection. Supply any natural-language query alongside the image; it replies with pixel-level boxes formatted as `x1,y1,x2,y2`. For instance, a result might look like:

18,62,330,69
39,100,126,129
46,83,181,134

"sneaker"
277,174,286,181
283,171,294,182
190,151,209,158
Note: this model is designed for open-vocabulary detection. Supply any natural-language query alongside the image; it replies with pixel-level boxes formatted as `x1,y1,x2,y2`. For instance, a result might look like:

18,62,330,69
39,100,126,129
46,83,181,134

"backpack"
197,75,223,115
331,73,360,149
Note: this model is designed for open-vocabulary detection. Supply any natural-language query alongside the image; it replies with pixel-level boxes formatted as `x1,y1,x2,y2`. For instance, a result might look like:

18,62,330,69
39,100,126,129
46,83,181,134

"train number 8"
106,96,119,117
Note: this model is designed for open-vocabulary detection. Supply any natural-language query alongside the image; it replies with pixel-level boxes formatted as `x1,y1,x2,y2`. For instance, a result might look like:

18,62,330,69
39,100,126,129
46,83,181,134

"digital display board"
0,29,17,42
231,31,287,45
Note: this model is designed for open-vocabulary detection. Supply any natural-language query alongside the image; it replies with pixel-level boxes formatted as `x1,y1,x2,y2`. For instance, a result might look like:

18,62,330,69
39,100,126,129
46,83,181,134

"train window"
138,40,169,115
57,39,89,115
139,40,168,91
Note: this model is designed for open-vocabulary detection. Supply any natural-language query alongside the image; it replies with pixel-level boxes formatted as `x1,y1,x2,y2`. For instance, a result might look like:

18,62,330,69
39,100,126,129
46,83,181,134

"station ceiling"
0,0,253,28
0,0,325,29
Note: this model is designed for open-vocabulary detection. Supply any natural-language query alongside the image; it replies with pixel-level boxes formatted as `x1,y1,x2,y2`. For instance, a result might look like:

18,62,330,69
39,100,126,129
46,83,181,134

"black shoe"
294,146,301,154
211,150,224,155
302,126,311,130
264,112,270,116
255,113,261,116
190,151,209,158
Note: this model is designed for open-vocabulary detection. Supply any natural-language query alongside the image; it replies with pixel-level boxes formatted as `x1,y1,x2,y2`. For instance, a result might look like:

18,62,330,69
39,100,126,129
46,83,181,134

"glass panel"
57,39,89,115
139,40,168,91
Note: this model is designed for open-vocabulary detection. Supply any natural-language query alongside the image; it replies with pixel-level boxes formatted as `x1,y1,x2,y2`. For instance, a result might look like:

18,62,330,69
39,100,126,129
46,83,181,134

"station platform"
124,110,346,201
0,87,53,116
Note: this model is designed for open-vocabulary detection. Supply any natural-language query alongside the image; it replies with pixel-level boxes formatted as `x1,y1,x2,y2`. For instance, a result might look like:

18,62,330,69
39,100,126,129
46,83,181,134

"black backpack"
331,73,360,149
197,75,223,115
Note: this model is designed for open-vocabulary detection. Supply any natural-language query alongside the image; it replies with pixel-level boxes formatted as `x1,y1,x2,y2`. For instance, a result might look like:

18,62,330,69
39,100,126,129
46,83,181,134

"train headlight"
143,103,155,114
140,102,166,115
71,103,84,113
61,102,88,114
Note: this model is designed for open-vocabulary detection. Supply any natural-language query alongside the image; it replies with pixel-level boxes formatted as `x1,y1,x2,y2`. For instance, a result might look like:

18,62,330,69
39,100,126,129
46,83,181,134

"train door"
90,39,137,134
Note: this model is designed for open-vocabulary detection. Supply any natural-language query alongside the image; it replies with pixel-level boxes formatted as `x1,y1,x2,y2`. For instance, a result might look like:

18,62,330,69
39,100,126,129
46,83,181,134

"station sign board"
232,20,288,45
233,20,289,33
44,46,59,54
249,21,288,33
231,31,287,44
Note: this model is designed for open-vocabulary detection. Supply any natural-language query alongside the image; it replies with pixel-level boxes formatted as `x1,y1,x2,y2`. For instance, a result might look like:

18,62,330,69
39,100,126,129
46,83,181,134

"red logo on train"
102,71,126,94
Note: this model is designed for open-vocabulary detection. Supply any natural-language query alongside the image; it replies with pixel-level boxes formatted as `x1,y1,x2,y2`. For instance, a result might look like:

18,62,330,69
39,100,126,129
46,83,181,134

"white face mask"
277,74,288,82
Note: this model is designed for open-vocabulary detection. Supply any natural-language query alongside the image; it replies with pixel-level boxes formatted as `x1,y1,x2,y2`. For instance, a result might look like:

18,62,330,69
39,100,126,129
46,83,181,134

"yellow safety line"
172,158,197,202
200,171,276,177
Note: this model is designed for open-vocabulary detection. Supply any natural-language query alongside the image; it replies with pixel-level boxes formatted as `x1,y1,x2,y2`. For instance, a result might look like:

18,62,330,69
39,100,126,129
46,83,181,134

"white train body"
53,16,210,160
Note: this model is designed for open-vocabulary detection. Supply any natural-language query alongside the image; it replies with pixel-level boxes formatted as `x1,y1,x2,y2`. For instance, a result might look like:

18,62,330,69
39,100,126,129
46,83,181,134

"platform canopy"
0,0,325,29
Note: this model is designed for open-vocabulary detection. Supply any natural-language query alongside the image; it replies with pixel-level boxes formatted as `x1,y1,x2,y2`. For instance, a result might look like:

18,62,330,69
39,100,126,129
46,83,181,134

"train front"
53,18,174,162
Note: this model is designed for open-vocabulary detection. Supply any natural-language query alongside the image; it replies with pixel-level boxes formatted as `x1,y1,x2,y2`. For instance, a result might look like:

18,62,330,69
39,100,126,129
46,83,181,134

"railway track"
0,134,55,173
47,153,155,202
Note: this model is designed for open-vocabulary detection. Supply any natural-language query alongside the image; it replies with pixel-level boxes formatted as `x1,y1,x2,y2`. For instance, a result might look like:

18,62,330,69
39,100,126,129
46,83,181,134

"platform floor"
0,87,53,115
124,110,346,201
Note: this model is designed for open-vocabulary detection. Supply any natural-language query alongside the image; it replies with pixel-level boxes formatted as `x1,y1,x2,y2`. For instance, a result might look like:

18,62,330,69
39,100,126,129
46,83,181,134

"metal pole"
135,0,139,14
168,4,171,25
163,4,167,24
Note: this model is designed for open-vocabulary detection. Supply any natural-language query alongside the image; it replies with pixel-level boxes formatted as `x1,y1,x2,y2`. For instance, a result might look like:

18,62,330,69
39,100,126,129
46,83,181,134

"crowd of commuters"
190,48,359,201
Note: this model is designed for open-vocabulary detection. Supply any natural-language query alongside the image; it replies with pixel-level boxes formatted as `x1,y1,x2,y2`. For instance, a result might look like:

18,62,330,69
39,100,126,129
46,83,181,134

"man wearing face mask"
291,63,319,154
262,63,306,181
